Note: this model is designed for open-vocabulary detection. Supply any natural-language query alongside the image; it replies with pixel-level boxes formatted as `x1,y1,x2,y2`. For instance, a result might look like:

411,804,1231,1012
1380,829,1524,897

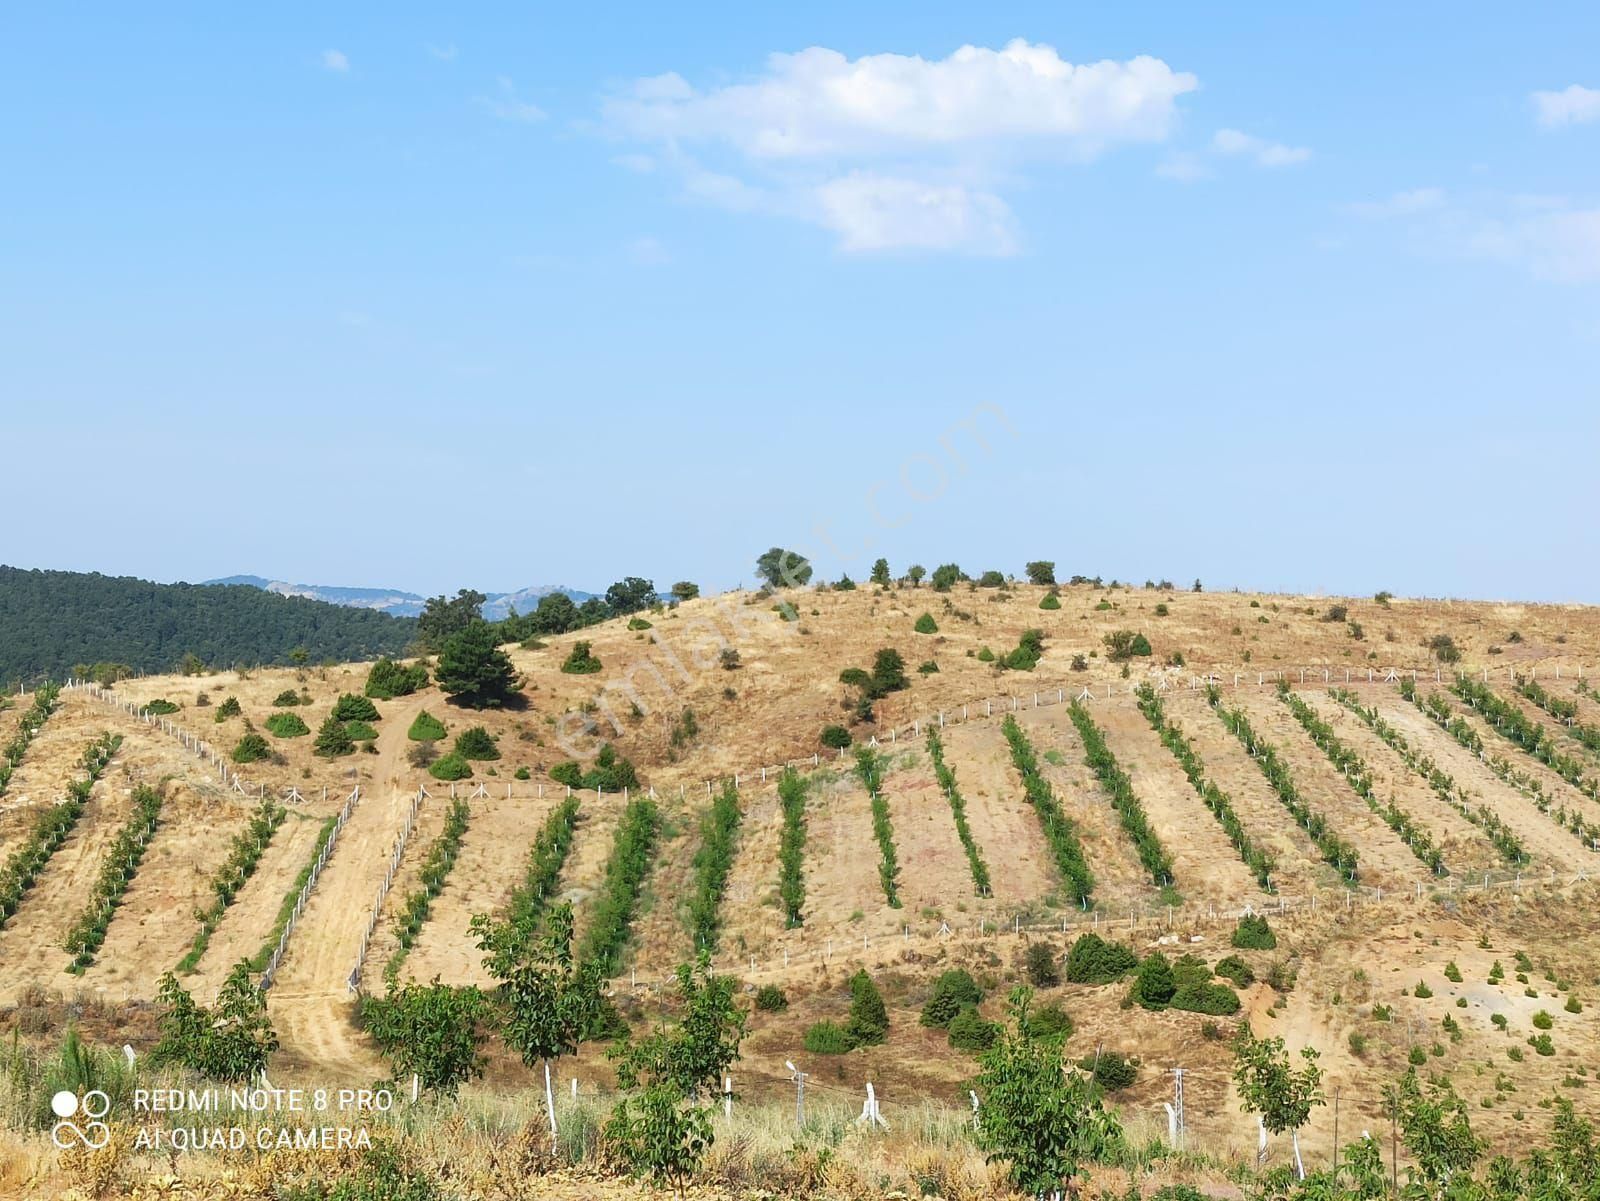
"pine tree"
435,620,522,709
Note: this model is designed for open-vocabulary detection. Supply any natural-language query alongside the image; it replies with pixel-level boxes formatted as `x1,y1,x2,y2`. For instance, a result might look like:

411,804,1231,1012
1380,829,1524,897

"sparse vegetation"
1002,715,1093,904
1068,701,1174,892
1208,687,1359,880
1279,684,1446,875
1137,684,1274,889
63,783,165,969
926,726,991,895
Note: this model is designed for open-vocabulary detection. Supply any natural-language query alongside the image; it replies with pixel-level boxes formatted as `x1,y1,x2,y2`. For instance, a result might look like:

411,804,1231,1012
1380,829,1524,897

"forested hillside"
0,565,416,684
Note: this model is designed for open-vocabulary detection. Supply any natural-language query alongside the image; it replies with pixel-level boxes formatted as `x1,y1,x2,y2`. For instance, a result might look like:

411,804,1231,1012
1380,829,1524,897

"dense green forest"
0,566,417,685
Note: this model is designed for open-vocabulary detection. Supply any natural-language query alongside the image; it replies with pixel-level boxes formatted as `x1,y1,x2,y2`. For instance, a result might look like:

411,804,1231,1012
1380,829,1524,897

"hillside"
5,578,1600,1195
0,565,417,684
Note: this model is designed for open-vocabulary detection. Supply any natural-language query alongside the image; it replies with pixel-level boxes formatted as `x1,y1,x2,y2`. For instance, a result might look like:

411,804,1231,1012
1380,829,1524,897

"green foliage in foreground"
606,954,746,1194
363,979,489,1098
974,988,1125,1197
152,962,278,1083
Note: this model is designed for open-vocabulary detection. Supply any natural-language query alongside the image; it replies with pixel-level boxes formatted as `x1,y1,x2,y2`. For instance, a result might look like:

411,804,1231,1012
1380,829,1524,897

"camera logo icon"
50,1090,111,1150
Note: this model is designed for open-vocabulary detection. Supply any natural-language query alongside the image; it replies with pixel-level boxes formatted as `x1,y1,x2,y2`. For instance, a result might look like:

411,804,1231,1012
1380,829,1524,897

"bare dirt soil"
8,584,1600,1169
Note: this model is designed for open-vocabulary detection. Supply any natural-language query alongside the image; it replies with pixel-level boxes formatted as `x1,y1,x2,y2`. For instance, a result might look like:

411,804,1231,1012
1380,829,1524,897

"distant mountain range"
205,575,597,620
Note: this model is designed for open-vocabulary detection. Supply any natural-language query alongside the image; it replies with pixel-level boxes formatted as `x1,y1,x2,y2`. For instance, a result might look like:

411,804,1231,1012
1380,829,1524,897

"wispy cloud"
1533,84,1600,127
1346,188,1600,283
1211,128,1310,167
603,39,1198,255
1466,205,1600,282
1347,187,1445,219
476,77,545,123
426,43,458,62
626,236,671,265
321,49,349,74
1155,152,1212,183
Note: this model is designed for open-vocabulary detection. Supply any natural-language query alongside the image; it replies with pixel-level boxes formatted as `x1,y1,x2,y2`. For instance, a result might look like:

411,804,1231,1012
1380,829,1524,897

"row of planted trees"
133,894,1600,1201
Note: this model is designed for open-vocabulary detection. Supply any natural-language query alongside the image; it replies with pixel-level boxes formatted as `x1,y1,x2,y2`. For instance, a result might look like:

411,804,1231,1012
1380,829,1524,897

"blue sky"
4,3,1598,602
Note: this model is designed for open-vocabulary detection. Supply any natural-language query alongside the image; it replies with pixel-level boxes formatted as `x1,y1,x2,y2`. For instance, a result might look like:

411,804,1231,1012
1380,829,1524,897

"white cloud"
1346,187,1600,283
1211,128,1310,167
426,43,458,62
477,77,545,123
1533,84,1600,127
612,153,656,173
1467,207,1600,282
321,49,349,73
607,41,1196,158
1348,187,1445,219
604,39,1197,254
814,174,1018,255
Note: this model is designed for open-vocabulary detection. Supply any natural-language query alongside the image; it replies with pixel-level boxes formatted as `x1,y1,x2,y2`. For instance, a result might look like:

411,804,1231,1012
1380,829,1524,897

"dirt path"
1226,690,1429,891
1087,700,1266,904
1298,690,1501,876
396,791,558,990
265,781,411,1079
350,794,458,994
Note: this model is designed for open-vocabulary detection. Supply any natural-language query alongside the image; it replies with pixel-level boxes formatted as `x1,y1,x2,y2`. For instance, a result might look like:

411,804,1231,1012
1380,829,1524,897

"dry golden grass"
2,581,1600,1195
